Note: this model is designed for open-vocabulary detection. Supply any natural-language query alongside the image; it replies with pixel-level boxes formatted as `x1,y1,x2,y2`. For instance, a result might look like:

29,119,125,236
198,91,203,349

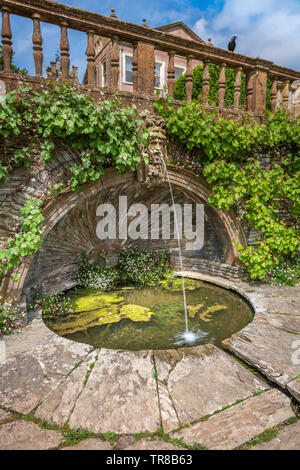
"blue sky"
9,0,300,80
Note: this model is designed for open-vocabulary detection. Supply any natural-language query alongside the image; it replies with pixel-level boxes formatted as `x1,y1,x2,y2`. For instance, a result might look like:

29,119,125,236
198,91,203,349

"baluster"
50,61,57,78
185,55,193,101
111,36,119,92
218,63,226,109
270,77,278,113
72,65,78,84
86,30,95,87
251,66,267,114
132,42,138,92
60,22,70,80
32,14,43,77
1,7,12,73
245,69,254,111
167,51,175,97
202,59,210,104
282,80,290,110
234,67,242,110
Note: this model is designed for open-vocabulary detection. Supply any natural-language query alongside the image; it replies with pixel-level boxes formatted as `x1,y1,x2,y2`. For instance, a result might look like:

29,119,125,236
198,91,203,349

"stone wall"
23,182,236,298
0,116,245,303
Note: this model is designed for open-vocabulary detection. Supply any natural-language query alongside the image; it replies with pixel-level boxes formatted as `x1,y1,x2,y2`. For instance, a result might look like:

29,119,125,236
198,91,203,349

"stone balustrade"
0,0,300,116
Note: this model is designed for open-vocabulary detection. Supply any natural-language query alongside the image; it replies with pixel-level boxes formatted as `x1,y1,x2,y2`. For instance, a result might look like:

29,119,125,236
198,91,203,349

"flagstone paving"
0,274,299,450
0,420,63,450
62,438,113,450
171,389,294,450
254,420,300,450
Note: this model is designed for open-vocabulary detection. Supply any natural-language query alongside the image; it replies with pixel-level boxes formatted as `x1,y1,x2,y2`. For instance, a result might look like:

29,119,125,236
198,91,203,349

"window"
102,60,107,87
125,56,133,83
174,66,185,80
154,62,164,89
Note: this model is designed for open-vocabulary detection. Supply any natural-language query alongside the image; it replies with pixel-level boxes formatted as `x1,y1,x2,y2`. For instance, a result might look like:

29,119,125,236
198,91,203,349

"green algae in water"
46,279,253,350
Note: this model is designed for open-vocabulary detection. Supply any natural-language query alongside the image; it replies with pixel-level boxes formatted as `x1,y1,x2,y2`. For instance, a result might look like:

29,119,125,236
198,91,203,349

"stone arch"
0,166,246,303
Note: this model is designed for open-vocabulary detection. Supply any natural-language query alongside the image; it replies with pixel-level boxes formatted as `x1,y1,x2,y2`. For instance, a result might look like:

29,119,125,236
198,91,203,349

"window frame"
101,59,107,87
154,60,165,90
122,52,133,85
174,65,186,81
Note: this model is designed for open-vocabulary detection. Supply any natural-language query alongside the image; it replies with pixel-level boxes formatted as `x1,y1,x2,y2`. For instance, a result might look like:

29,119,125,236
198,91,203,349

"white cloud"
193,0,300,70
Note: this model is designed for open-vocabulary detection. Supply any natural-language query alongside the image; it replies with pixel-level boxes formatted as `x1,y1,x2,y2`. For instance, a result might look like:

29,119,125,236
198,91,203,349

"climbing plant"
0,46,28,75
173,64,272,110
154,95,300,280
0,84,149,281
0,198,44,282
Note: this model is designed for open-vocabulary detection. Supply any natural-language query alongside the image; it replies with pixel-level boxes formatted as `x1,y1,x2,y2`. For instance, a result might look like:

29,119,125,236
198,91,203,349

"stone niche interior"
23,181,235,300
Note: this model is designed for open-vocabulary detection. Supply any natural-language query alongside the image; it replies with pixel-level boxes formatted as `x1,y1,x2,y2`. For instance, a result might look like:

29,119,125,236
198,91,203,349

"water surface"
46,278,253,350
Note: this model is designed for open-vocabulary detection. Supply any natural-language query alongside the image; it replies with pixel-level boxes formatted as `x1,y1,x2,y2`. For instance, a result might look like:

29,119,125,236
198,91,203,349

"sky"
8,0,300,80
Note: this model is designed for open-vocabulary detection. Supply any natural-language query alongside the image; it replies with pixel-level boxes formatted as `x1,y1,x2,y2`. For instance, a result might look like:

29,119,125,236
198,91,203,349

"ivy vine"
0,84,149,282
154,95,300,280
173,64,272,110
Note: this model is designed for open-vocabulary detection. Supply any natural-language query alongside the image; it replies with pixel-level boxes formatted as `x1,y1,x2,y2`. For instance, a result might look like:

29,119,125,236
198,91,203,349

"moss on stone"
160,278,202,292
188,304,204,319
50,302,154,336
71,291,124,313
119,304,154,322
199,305,228,322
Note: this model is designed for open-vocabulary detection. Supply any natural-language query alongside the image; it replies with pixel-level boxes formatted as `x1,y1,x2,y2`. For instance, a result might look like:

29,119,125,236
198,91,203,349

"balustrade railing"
1,0,300,116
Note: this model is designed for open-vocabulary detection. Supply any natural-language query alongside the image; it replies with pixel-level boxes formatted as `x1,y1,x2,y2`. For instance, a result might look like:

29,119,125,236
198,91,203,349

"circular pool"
45,278,253,350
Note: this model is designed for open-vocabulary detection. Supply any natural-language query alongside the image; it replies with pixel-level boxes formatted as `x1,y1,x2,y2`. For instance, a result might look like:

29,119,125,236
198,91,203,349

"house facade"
93,22,205,92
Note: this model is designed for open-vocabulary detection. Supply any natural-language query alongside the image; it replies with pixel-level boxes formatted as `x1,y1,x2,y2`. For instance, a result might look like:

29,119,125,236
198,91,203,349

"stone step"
171,389,295,450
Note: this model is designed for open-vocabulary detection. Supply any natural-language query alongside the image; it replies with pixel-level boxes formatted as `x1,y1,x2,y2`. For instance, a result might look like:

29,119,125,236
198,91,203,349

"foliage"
0,84,149,189
0,198,44,281
0,300,21,336
62,429,96,447
266,255,300,286
75,249,172,289
0,85,149,281
0,46,28,75
154,96,300,280
75,254,119,290
32,291,74,322
118,247,172,285
173,64,272,109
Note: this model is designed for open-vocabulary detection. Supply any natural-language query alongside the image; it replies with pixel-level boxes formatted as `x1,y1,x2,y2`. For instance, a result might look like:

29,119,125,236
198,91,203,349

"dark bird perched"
228,36,238,52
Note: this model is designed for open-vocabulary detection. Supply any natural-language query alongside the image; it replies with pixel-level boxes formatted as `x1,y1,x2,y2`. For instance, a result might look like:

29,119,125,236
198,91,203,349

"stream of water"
161,158,200,345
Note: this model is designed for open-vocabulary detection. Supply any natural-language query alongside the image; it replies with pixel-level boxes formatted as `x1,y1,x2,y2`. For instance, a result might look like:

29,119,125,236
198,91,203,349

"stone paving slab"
287,377,300,402
254,313,300,333
241,286,300,317
26,331,93,379
157,382,179,433
171,389,295,450
0,333,93,414
62,438,113,450
0,409,12,422
254,420,300,450
3,317,49,359
154,344,269,427
69,349,161,434
223,317,300,387
0,420,63,450
0,354,60,414
114,435,138,450
35,351,97,426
